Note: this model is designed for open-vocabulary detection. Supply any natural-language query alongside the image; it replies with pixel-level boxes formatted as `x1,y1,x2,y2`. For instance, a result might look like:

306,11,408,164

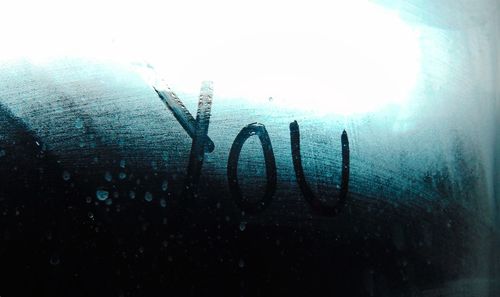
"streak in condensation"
289,120,349,216
184,81,214,195
154,85,215,153
227,123,277,214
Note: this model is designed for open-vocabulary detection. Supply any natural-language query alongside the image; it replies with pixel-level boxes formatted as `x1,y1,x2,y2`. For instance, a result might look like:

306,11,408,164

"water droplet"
119,159,126,168
268,96,273,101
144,192,153,202
119,172,127,180
239,222,247,231
85,196,92,203
74,118,84,129
105,198,112,205
104,171,112,182
160,198,167,208
0,149,6,157
161,180,168,191
129,190,136,199
238,259,245,268
96,189,109,201
88,212,94,219
161,152,169,161
62,170,71,181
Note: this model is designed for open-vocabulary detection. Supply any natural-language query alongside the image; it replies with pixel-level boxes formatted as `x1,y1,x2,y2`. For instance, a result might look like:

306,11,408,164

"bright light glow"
0,0,421,115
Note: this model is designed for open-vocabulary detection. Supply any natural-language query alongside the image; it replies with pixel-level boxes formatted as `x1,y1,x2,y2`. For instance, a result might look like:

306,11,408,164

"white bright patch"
0,0,420,115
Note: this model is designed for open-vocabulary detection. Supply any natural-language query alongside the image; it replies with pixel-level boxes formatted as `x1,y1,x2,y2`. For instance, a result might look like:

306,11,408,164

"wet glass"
0,0,498,296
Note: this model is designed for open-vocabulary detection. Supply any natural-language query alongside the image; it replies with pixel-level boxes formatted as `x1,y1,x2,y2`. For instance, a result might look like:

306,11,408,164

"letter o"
227,123,277,214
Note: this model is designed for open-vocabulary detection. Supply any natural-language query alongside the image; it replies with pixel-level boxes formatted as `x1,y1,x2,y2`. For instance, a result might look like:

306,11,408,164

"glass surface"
0,1,498,296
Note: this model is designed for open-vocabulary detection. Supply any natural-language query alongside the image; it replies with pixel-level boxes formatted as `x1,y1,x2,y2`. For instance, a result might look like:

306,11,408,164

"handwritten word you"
155,82,350,217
